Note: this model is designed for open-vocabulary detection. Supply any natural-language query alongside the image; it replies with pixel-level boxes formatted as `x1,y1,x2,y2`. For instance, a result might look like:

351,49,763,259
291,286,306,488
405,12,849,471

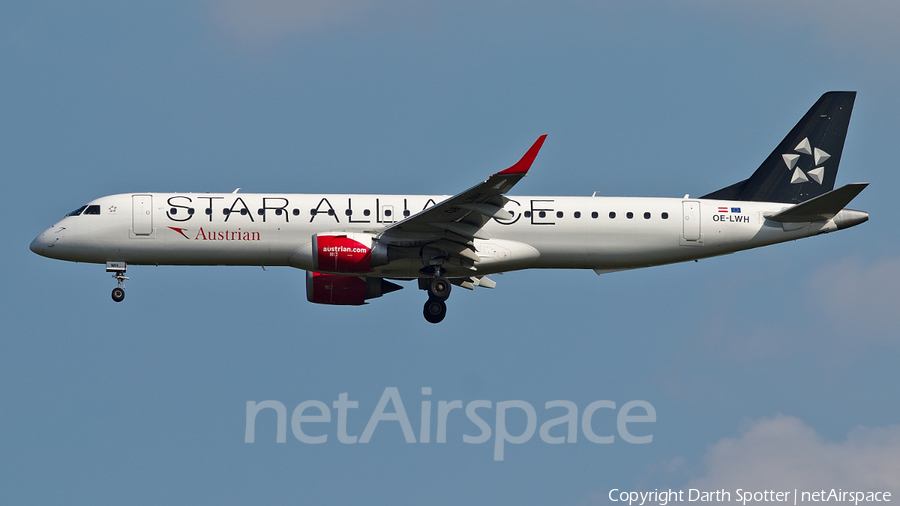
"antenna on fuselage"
232,188,241,193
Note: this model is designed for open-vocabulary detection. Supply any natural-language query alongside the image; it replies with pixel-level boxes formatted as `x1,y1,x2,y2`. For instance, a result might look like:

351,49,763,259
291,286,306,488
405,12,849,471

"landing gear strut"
422,269,451,324
107,262,128,303
111,271,128,302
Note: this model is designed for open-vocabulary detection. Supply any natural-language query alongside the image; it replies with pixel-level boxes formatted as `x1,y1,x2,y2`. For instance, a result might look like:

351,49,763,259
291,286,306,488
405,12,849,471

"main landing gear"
107,262,128,302
422,273,451,324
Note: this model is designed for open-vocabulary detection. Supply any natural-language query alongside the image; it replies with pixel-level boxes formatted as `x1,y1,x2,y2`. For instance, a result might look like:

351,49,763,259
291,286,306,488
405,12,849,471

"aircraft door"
132,194,153,235
682,200,700,241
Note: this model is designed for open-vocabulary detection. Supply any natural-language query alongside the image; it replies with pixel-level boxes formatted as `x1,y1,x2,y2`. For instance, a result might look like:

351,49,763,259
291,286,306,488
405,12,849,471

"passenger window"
556,211,563,218
293,209,300,216
626,212,633,219
403,210,410,217
574,211,581,218
662,212,669,219
363,209,371,216
538,211,546,218
609,212,616,219
524,211,532,218
644,212,651,219
592,211,599,219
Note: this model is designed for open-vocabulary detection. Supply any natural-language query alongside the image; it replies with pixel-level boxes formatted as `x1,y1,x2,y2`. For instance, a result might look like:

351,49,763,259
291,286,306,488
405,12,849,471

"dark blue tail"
702,92,856,204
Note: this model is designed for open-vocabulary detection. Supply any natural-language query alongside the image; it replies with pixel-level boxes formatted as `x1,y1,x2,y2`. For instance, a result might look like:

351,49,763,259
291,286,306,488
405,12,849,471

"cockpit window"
66,205,88,217
83,205,101,215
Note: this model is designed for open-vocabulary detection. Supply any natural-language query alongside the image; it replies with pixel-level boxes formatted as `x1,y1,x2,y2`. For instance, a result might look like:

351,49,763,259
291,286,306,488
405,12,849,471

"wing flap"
433,239,480,263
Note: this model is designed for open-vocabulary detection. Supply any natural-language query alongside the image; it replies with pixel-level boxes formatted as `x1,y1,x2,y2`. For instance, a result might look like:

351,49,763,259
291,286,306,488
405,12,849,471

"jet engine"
306,271,402,306
312,232,388,273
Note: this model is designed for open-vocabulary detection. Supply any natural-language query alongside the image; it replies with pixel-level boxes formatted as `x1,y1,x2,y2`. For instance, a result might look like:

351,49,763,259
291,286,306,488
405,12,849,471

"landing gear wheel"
423,298,447,324
428,276,451,301
111,287,125,302
110,268,129,303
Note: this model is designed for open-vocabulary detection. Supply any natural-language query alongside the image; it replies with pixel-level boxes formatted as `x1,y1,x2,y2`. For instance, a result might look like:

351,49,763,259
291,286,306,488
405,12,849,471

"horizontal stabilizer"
765,183,868,223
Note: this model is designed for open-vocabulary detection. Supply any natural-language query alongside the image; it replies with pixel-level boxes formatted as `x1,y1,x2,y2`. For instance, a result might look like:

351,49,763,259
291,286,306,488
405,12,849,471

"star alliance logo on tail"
782,137,830,185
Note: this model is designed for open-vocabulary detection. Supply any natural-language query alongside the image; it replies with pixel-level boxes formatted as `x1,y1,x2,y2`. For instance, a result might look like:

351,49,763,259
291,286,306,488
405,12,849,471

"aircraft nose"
30,228,62,256
30,232,49,255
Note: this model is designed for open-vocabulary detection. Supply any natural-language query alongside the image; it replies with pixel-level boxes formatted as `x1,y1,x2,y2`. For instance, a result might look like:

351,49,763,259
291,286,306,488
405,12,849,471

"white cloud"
581,418,900,505
687,416,900,501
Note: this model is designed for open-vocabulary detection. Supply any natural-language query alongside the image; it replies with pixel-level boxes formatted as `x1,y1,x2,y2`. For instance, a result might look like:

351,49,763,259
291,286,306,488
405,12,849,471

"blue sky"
2,2,898,504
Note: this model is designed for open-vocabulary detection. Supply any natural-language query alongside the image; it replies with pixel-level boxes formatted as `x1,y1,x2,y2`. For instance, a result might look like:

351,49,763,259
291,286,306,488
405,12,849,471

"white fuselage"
30,192,858,279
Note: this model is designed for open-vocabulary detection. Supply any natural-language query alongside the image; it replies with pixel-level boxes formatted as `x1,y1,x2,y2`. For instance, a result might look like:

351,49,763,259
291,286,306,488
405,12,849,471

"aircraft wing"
380,135,546,243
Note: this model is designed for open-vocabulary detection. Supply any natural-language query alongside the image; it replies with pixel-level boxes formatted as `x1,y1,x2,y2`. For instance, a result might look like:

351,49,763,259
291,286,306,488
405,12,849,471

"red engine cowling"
312,233,376,274
306,271,367,305
306,271,403,306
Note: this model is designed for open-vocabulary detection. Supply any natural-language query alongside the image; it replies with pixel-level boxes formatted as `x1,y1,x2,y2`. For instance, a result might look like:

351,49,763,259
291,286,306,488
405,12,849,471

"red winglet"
498,134,547,175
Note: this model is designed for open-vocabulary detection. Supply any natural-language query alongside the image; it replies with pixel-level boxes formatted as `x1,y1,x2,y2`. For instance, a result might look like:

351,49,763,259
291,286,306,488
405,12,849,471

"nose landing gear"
107,261,128,303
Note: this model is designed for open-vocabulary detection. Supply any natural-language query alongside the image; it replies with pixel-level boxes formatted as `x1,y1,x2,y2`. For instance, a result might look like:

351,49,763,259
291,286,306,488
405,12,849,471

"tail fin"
702,91,856,204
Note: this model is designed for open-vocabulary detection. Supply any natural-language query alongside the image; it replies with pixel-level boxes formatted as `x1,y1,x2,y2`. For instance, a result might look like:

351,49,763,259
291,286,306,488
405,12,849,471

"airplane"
30,91,868,323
